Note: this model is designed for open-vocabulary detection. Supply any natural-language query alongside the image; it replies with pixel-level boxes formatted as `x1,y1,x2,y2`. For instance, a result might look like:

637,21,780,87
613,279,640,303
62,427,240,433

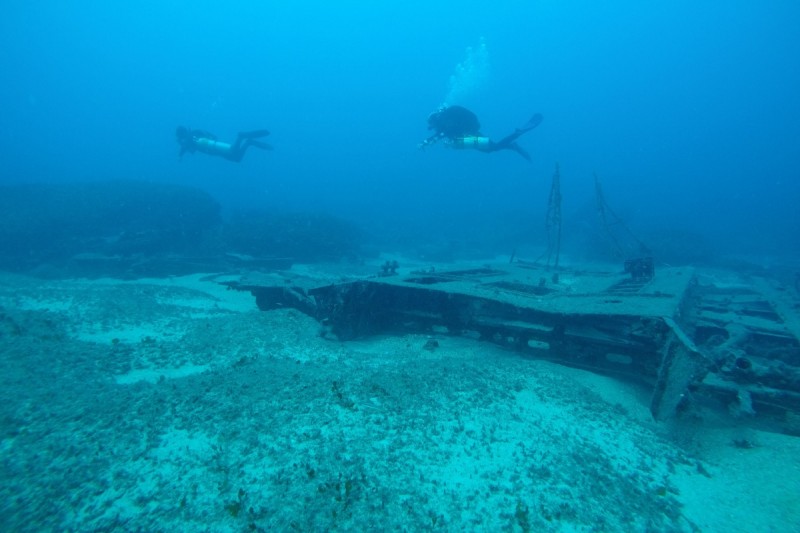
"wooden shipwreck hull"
229,262,800,433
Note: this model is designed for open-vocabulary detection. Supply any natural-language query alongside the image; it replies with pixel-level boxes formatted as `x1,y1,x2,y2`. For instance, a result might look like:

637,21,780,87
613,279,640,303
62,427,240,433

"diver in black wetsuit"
176,127,272,162
418,105,543,161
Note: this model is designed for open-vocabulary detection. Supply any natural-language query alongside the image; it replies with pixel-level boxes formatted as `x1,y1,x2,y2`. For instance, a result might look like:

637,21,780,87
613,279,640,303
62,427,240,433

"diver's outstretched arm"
418,132,443,150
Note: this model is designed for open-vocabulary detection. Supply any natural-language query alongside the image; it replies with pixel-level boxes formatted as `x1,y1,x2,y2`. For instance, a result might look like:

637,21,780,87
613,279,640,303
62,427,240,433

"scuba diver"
176,127,272,162
418,105,543,161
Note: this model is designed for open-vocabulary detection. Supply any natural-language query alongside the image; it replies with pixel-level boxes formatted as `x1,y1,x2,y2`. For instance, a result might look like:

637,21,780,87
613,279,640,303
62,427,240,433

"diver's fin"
249,140,273,150
518,113,543,133
509,142,532,162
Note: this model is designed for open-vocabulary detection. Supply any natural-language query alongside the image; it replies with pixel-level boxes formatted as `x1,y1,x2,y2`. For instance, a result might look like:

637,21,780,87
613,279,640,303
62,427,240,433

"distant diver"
418,105,542,161
176,127,272,162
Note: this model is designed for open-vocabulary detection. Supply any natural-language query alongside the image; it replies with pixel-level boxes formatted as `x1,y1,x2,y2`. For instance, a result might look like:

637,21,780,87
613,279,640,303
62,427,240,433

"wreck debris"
229,259,800,431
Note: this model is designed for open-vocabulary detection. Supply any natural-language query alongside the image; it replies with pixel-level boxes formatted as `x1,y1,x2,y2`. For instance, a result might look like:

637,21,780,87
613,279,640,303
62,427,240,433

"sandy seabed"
1,270,798,532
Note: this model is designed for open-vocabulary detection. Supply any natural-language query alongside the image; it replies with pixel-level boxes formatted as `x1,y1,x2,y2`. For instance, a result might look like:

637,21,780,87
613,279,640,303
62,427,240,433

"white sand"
0,270,797,531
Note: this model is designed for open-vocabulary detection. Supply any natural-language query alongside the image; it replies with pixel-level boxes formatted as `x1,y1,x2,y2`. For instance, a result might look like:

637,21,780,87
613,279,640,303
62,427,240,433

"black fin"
519,113,543,132
509,142,531,162
249,140,273,150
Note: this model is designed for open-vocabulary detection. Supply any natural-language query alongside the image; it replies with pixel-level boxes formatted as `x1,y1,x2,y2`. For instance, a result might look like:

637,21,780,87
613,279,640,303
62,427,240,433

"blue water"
1,1,798,257
3,4,800,530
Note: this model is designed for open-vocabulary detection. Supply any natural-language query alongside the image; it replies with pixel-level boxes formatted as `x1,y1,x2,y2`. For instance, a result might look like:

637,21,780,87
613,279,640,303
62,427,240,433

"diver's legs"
230,130,269,153
487,113,542,160
507,142,531,161
494,114,542,149
231,133,247,152
225,134,247,162
227,130,270,161
228,139,272,162
484,140,531,161
491,131,523,151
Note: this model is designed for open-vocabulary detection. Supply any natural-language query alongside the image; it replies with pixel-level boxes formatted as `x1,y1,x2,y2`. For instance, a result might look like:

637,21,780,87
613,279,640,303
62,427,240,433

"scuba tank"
195,137,232,155
451,136,491,150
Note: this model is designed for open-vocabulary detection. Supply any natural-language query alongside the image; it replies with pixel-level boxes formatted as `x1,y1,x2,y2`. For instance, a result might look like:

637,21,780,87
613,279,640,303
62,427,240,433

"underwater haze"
5,3,800,531
1,0,799,260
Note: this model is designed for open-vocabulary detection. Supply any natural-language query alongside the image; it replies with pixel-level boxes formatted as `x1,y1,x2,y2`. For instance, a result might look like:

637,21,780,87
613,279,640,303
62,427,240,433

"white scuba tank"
451,136,490,150
195,137,232,155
